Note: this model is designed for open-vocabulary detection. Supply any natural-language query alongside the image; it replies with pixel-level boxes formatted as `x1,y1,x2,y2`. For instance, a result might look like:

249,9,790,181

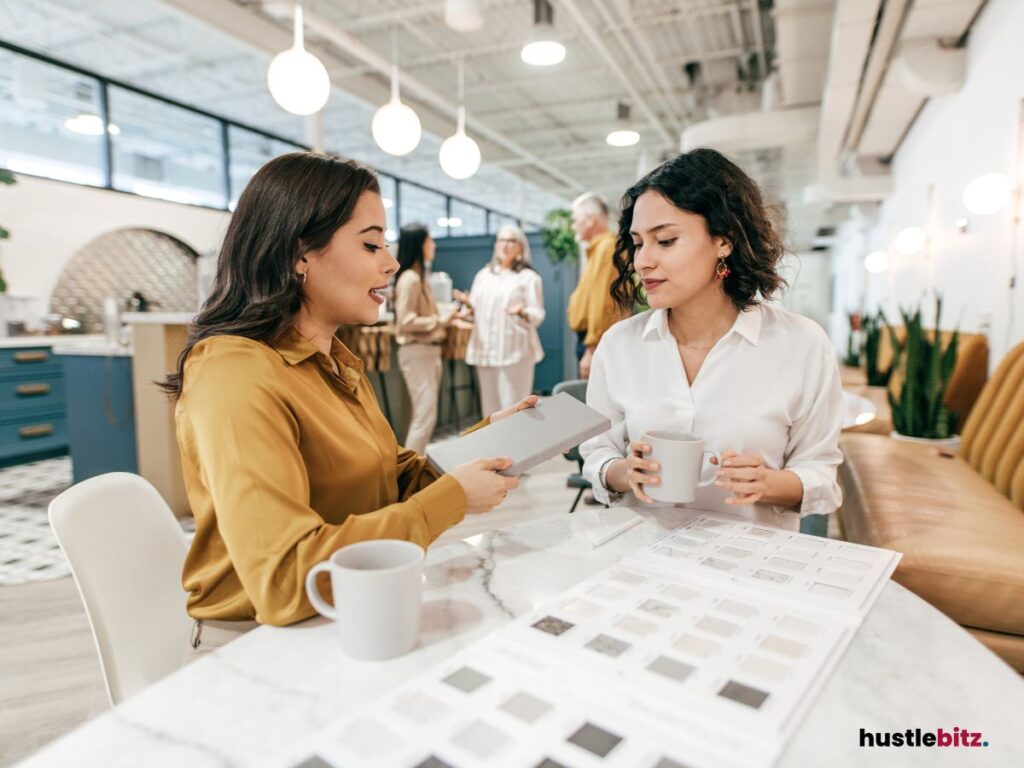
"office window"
108,86,225,208
489,213,520,234
448,199,488,236
400,182,448,238
0,49,106,185
379,174,398,242
227,126,302,208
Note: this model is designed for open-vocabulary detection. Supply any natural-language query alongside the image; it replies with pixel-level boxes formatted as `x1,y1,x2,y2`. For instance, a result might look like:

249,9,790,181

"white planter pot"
889,431,961,451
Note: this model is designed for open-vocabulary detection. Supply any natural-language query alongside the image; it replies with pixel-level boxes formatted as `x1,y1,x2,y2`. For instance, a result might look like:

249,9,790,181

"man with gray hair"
566,192,621,378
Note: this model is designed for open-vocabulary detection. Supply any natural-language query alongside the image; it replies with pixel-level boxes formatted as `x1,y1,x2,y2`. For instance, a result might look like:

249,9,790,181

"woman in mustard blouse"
163,153,530,647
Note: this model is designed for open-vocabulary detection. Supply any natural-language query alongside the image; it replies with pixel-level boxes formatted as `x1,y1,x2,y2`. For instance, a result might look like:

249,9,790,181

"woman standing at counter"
394,223,447,453
456,225,545,416
163,153,528,645
581,149,843,531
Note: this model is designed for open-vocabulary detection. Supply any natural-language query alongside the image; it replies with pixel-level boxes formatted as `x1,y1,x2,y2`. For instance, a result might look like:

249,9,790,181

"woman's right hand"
623,440,660,504
449,457,518,514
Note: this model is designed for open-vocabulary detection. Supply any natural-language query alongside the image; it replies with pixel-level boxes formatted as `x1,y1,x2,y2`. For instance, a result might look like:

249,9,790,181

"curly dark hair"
610,148,785,313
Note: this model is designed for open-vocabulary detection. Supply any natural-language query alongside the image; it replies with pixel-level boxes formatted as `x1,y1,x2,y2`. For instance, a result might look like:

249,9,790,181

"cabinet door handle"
16,383,51,396
18,423,55,439
13,351,49,363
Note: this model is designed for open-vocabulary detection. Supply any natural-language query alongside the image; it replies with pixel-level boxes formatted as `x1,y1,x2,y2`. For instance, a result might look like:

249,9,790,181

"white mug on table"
640,429,717,504
305,539,425,661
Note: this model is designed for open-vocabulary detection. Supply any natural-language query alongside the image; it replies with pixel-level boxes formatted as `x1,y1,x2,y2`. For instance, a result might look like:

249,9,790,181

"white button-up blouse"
464,266,545,368
580,304,844,531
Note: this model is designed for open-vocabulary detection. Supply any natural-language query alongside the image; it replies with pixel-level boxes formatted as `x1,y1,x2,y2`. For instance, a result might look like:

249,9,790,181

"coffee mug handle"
698,450,718,487
305,561,336,620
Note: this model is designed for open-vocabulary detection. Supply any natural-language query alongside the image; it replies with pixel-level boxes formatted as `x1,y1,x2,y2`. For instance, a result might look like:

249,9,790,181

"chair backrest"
552,378,588,403
958,342,1024,508
552,380,589,461
48,472,191,705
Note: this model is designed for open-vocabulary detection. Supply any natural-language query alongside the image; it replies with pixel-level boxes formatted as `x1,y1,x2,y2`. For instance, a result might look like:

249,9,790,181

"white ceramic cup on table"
640,429,717,504
305,539,425,661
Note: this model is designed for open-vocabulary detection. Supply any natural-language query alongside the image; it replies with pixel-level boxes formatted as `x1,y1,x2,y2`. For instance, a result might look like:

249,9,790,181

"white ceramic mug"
640,430,716,504
305,539,425,661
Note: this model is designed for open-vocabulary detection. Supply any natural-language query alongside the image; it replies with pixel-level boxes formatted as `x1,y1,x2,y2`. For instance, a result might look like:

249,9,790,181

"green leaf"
0,168,15,186
542,208,579,264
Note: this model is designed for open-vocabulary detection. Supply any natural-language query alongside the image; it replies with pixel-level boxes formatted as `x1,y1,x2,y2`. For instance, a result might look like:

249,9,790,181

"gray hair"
571,192,609,220
490,225,533,272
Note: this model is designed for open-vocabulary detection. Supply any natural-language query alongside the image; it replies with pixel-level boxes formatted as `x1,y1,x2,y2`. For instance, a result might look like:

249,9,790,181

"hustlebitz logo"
860,728,989,748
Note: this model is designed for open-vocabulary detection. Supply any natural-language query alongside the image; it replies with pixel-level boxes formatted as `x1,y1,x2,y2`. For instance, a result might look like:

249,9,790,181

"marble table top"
19,509,1024,767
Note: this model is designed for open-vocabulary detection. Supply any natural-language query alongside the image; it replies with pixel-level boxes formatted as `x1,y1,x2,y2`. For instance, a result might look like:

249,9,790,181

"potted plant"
542,208,579,265
863,309,896,387
0,168,14,293
887,295,960,447
843,310,862,367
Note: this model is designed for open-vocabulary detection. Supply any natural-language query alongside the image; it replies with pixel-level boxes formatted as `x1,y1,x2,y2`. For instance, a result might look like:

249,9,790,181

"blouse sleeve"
782,334,844,517
520,271,546,327
180,346,466,625
580,337,629,504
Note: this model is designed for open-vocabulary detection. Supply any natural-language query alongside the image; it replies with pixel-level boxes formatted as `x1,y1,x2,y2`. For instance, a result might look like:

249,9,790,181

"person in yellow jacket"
566,192,623,378
162,153,533,652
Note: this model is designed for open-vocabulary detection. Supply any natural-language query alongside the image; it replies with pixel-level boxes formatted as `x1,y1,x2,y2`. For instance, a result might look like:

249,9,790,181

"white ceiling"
0,0,781,224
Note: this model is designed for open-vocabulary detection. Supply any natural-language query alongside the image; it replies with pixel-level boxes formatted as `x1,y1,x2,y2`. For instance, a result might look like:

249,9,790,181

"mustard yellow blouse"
566,230,623,348
175,328,468,626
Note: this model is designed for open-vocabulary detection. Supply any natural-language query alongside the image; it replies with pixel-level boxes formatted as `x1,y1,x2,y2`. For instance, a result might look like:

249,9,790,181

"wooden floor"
0,577,108,766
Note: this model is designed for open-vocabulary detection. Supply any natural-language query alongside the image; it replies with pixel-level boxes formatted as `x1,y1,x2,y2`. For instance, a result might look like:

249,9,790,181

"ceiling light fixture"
372,28,422,156
267,2,331,116
521,0,565,66
64,114,119,136
606,102,639,147
439,58,482,180
864,250,888,273
894,226,926,256
444,0,484,31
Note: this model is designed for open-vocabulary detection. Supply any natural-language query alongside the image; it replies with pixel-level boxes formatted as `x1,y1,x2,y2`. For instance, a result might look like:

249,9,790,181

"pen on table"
591,515,644,548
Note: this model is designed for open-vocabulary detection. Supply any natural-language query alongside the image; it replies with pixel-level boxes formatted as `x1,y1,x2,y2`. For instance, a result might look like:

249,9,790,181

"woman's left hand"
491,394,539,423
711,450,769,506
507,304,525,318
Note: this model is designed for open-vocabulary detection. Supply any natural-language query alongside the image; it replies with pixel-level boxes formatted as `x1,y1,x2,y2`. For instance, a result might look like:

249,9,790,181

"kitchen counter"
0,334,106,349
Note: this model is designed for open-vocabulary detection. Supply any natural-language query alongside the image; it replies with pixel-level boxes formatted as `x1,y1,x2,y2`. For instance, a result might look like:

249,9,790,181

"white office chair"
48,472,191,705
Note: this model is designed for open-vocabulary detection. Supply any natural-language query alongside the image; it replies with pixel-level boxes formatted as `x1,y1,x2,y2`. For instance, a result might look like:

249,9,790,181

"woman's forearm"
762,469,803,508
604,458,630,493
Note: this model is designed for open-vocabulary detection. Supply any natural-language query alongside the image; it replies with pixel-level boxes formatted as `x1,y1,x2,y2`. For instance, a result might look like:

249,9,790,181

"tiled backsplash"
49,228,199,332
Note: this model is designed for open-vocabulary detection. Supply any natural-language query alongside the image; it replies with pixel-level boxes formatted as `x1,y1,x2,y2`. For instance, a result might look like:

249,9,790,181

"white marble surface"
18,509,1024,767
52,341,133,357
0,334,106,350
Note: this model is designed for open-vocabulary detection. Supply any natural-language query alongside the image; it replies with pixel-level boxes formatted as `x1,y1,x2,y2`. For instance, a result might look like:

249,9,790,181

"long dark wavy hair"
395,222,431,285
160,152,380,398
610,148,785,313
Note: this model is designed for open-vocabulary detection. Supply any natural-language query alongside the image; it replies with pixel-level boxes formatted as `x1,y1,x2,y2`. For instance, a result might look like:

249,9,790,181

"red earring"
715,257,730,280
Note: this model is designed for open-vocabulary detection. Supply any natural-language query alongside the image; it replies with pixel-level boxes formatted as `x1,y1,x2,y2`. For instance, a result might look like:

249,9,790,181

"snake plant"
887,295,959,439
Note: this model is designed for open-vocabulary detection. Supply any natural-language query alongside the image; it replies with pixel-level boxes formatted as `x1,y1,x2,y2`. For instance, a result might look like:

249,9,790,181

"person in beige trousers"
394,223,449,453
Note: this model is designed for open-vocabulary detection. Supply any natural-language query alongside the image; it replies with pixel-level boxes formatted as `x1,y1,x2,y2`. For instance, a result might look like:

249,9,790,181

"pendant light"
521,0,565,66
438,58,481,180
606,102,639,147
267,2,331,116
372,28,422,156
444,0,484,31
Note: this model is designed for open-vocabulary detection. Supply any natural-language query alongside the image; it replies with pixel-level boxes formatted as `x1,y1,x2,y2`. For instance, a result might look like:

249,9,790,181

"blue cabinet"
60,354,138,483
0,344,69,467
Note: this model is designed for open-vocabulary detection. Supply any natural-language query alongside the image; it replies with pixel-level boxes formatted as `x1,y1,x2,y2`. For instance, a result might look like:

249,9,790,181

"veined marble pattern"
17,505,1024,768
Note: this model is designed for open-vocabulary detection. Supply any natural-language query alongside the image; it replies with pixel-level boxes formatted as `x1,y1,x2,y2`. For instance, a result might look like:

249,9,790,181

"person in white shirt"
455,226,545,416
580,148,843,531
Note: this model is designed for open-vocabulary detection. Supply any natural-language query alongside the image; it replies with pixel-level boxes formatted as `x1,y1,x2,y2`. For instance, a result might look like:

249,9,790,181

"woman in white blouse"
581,149,843,531
456,225,545,416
